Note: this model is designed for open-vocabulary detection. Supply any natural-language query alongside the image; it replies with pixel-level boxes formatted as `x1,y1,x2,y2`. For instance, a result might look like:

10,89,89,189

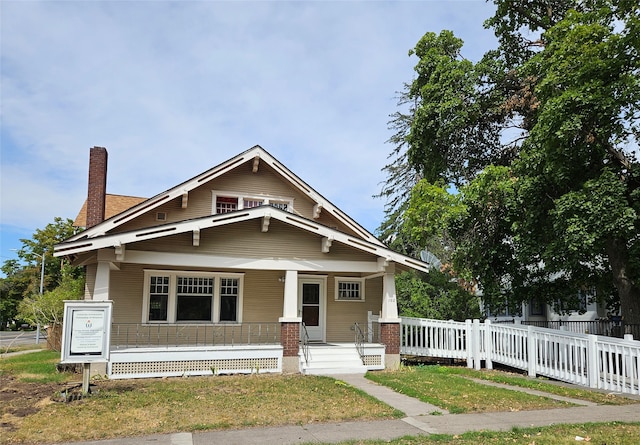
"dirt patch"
1,376,58,431
0,376,145,432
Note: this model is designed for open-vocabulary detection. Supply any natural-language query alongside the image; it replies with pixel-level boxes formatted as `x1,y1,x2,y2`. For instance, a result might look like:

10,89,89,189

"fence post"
465,319,473,368
485,319,493,370
527,325,536,377
587,334,599,389
473,319,481,370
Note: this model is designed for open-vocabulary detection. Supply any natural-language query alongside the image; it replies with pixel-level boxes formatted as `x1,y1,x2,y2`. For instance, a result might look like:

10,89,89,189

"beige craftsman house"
55,145,430,378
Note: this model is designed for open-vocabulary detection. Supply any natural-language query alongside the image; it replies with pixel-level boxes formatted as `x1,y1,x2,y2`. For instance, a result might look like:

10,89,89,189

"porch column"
93,261,111,301
87,261,111,376
379,263,401,370
279,270,301,373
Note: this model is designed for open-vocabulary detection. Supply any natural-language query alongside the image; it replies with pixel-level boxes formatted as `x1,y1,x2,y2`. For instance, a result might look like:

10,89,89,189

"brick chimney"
86,146,108,228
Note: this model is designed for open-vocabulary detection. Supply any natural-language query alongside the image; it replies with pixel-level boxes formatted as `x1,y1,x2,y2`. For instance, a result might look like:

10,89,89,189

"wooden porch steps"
301,343,369,375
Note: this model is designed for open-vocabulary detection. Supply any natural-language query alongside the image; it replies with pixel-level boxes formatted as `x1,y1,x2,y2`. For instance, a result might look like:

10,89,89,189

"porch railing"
300,322,310,364
353,323,366,364
111,322,281,349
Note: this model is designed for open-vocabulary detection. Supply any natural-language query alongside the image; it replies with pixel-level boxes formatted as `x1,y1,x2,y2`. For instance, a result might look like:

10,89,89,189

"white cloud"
0,0,497,247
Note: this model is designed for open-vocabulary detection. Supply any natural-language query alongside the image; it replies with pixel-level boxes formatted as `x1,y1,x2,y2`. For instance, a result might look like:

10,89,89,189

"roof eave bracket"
321,236,333,253
114,242,126,261
262,214,271,232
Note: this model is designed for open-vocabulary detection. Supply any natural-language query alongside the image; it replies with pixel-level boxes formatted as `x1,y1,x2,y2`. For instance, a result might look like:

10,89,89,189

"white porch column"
379,263,400,322
279,270,301,322
93,261,111,301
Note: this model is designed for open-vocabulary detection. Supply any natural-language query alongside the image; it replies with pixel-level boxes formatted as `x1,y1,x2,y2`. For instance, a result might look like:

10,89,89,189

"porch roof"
54,205,430,273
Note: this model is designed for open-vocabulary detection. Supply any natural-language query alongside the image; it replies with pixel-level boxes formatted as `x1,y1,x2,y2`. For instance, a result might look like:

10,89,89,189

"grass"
328,422,640,444
2,355,639,444
445,365,637,405
2,372,401,444
365,365,638,413
0,350,72,384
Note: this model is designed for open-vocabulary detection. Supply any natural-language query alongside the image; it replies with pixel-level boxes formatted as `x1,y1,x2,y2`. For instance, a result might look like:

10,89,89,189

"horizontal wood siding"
108,159,363,237
105,263,381,346
242,270,283,322
110,264,144,323
84,263,97,300
106,265,283,325
325,275,383,342
211,163,312,209
129,219,375,262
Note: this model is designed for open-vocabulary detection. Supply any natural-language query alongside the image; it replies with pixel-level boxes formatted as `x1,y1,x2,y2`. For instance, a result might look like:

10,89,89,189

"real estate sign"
61,301,112,363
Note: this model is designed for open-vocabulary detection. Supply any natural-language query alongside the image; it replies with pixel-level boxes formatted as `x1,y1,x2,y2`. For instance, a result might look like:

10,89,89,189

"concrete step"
301,344,367,375
303,365,368,375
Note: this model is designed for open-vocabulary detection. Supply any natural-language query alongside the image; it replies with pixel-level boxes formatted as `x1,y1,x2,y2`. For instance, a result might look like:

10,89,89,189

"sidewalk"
61,373,640,445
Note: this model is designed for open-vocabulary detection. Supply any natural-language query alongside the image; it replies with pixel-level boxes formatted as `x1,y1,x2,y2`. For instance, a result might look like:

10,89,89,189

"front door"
299,278,325,342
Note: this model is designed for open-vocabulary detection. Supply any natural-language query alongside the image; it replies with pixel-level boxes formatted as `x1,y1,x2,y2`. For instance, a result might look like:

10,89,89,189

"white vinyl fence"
400,317,640,395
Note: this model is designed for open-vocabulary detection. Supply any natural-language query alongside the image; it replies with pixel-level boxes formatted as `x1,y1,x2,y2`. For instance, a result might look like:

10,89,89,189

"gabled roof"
64,145,385,247
55,206,430,273
73,194,147,227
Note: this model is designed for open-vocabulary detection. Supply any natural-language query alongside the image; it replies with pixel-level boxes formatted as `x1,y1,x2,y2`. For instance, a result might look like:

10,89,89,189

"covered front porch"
85,256,404,378
106,319,386,379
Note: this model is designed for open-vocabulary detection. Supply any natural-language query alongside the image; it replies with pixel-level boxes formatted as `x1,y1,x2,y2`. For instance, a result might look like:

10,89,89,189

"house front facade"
55,145,430,378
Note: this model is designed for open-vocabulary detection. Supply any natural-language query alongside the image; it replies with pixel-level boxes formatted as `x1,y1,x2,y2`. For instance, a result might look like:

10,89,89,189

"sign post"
61,301,113,394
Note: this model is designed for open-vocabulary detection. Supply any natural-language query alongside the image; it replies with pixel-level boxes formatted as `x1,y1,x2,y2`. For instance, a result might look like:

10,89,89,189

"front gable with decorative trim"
55,145,430,378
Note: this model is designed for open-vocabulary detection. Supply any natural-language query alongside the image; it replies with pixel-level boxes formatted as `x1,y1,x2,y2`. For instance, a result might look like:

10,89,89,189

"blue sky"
0,0,498,267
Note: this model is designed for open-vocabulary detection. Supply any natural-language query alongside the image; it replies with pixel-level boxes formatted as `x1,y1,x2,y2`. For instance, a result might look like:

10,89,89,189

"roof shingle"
73,194,147,227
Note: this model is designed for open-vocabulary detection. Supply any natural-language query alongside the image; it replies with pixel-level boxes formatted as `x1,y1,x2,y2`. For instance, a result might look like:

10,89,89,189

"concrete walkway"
60,373,640,445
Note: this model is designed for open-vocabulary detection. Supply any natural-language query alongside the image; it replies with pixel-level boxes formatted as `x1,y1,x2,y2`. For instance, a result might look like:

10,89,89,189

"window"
334,277,365,301
562,290,589,313
176,277,214,321
212,191,293,214
143,271,243,323
529,298,546,316
243,199,263,208
148,276,169,321
216,196,238,214
219,278,239,322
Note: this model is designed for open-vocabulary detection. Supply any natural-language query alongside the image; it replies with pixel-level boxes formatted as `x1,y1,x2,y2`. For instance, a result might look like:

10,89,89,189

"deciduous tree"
381,0,640,322
0,217,82,327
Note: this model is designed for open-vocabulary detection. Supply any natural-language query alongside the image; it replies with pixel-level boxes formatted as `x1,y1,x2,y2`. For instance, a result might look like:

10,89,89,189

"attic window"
156,212,167,221
216,196,238,214
243,199,263,208
212,191,294,214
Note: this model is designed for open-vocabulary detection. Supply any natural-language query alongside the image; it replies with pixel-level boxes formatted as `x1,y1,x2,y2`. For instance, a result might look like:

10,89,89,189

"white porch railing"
400,317,640,395
111,322,281,349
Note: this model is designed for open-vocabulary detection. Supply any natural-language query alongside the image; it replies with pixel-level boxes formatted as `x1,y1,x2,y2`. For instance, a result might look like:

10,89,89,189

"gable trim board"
64,145,384,247
55,205,429,274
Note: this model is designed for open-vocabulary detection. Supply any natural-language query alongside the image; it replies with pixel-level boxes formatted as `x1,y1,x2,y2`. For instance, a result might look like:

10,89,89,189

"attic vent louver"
156,212,167,221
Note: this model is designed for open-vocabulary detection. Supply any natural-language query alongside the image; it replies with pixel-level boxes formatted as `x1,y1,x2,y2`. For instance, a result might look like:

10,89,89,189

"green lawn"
2,353,638,444
366,364,636,413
